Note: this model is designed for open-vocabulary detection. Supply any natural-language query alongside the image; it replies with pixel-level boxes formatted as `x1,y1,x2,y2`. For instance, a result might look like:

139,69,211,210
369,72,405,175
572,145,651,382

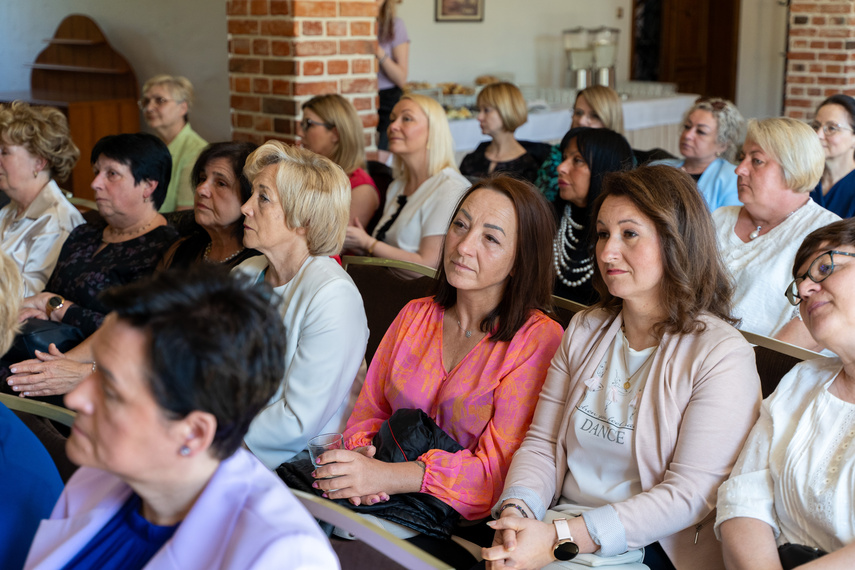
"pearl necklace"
553,205,594,288
746,202,804,240
203,242,246,264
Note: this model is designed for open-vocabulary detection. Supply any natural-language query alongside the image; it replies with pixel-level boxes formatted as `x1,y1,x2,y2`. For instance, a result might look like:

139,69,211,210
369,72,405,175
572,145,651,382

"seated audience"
483,166,760,570
459,82,541,184
235,142,368,469
551,127,633,305
0,252,63,570
809,94,855,218
5,133,178,398
140,75,208,212
299,94,380,228
716,218,855,569
312,176,563,568
0,101,83,296
536,86,624,202
344,93,469,269
159,141,260,269
652,97,745,212
713,118,840,349
23,266,339,570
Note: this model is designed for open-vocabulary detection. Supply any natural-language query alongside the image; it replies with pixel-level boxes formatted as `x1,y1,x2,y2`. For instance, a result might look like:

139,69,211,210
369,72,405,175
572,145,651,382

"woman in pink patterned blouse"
312,174,563,565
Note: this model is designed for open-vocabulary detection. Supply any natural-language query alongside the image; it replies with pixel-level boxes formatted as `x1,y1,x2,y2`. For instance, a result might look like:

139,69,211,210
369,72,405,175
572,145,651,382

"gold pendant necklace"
621,330,657,390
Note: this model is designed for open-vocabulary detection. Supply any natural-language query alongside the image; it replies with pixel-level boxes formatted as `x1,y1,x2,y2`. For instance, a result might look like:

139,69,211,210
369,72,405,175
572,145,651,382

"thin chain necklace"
102,214,159,244
620,329,657,390
553,204,594,287
746,201,805,240
203,241,245,264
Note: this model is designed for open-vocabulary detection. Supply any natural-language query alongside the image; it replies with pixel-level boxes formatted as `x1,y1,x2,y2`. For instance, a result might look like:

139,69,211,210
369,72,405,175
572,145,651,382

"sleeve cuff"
582,504,627,556
492,486,547,520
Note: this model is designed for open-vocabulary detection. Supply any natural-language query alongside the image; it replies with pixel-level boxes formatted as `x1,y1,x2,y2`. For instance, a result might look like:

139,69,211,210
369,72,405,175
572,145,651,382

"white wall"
0,1,231,142
398,0,633,87
735,0,788,119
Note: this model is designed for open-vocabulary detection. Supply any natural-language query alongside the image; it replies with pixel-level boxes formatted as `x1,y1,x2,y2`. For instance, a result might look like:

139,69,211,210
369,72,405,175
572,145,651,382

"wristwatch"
553,518,580,561
46,295,65,319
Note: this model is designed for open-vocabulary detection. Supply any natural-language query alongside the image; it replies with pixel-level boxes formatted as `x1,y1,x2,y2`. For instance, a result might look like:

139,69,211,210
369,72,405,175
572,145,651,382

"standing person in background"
375,0,409,164
809,94,855,218
140,75,208,212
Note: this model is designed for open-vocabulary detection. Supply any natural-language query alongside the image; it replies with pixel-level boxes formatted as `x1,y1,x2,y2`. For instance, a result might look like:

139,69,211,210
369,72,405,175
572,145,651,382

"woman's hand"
7,344,92,397
18,292,54,321
312,446,423,501
344,219,372,254
483,516,557,570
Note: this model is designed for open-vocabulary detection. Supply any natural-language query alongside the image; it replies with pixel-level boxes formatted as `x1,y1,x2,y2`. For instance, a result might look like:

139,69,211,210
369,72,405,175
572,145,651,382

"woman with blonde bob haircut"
236,141,369,469
299,94,379,227
713,117,839,350
460,82,541,184
0,101,83,297
345,93,469,269
139,74,207,212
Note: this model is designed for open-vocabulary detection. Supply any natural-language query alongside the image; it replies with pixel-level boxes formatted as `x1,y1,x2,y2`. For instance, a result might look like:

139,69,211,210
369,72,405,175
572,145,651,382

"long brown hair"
378,0,399,44
590,165,736,336
435,175,556,342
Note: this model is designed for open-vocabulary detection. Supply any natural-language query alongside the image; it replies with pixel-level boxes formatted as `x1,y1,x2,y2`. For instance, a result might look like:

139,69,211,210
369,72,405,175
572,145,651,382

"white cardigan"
236,255,369,469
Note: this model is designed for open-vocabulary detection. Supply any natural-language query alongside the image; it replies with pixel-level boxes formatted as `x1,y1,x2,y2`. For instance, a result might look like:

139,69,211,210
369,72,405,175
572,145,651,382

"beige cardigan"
501,308,761,570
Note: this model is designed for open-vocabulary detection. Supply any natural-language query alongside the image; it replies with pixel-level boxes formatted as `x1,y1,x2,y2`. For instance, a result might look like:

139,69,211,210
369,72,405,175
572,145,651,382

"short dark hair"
100,265,286,459
91,133,172,209
793,218,855,278
435,175,556,341
556,127,634,213
590,165,736,336
816,94,855,128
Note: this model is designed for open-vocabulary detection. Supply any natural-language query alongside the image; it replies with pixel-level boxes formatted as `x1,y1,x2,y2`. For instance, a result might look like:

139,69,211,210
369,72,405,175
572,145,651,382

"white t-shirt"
562,329,656,507
372,166,470,253
713,201,840,337
716,357,855,553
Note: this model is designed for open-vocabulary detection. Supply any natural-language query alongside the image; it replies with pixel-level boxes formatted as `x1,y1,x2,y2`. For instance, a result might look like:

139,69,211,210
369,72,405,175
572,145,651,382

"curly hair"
0,101,80,182
683,97,745,162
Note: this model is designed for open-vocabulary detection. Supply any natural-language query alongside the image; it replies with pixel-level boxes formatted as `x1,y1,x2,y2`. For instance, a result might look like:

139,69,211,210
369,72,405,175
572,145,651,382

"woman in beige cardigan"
482,166,761,570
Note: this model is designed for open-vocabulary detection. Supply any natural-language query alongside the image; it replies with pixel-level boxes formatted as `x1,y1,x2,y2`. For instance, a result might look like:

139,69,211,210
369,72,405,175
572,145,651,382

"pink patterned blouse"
343,297,563,520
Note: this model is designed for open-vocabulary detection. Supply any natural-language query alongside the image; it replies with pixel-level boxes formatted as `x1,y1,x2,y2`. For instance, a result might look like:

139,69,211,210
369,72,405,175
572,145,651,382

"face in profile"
734,140,788,206
298,108,338,159
241,164,304,254
557,139,591,207
195,157,244,231
444,188,518,301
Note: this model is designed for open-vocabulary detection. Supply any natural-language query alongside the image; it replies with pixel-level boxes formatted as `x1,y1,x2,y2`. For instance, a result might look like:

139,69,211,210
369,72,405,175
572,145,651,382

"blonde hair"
577,86,625,134
746,118,825,194
476,82,528,133
0,251,22,354
391,93,458,183
0,101,80,182
244,141,350,256
302,94,366,175
684,98,745,162
143,75,195,121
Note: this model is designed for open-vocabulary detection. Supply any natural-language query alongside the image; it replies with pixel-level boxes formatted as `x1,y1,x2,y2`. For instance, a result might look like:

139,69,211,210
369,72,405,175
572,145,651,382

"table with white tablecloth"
450,94,698,162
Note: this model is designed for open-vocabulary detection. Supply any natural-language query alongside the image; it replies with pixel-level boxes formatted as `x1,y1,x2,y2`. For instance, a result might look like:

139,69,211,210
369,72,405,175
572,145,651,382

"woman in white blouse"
0,101,83,296
235,141,369,469
716,218,855,570
344,93,469,269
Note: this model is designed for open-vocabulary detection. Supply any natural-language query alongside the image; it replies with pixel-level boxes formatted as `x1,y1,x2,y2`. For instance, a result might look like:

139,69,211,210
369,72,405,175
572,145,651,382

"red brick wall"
226,0,378,146
784,0,855,119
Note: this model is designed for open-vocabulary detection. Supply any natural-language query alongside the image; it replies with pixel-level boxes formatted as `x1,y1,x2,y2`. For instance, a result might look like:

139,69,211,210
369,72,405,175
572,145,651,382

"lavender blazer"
24,449,339,570
502,309,761,570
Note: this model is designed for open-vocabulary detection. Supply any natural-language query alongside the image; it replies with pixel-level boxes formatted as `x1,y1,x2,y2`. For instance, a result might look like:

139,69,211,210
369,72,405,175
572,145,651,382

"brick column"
784,0,855,119
227,0,378,146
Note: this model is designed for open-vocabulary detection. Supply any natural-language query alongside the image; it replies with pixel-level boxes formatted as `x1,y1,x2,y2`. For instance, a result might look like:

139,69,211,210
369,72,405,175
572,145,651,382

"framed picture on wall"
435,0,484,22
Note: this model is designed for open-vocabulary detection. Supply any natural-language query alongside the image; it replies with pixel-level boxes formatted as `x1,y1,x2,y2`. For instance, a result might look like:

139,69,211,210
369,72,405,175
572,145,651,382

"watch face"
554,541,580,561
48,296,63,309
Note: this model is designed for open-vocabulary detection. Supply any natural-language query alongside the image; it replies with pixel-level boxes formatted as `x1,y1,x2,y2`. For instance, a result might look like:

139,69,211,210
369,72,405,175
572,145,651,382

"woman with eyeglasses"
139,75,208,212
716,218,855,570
298,94,379,228
712,118,840,351
809,94,855,219
653,97,745,212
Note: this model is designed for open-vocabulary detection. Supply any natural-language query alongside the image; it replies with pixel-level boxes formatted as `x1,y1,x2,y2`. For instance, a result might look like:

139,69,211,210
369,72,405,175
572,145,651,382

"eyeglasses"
695,97,727,112
785,249,855,306
300,118,332,132
809,121,854,137
137,96,174,110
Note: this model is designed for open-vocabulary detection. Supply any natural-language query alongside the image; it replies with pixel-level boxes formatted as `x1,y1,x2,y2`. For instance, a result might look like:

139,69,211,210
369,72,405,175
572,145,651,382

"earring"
33,170,39,179
180,445,191,456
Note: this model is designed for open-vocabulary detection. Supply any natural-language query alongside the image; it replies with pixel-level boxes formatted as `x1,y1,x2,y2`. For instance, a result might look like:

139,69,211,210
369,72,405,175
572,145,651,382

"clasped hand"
482,515,557,570
7,344,90,397
312,445,390,506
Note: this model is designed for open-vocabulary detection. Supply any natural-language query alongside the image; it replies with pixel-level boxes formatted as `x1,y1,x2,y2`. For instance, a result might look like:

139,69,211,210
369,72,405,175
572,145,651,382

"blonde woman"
460,82,541,183
299,94,379,227
0,101,82,297
344,94,469,269
140,74,208,212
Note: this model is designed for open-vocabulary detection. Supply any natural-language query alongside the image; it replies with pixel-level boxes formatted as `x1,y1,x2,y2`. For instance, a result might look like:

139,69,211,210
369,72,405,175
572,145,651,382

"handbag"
2,318,84,364
778,543,827,569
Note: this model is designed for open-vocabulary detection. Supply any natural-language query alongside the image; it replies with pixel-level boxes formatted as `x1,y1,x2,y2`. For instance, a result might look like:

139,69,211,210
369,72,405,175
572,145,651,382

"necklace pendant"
749,227,761,240
623,381,631,390
465,330,472,339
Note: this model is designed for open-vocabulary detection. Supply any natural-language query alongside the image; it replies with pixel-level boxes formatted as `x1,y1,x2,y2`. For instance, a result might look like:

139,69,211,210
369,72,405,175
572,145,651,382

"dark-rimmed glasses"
785,250,855,306
809,121,854,137
300,118,332,132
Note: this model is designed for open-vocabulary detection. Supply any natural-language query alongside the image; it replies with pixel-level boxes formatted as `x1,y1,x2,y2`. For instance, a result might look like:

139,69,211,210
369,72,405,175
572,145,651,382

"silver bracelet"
378,53,389,65
498,502,529,519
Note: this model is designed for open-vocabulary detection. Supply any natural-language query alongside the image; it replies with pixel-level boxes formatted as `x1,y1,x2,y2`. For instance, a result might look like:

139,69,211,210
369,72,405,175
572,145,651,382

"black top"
160,229,260,270
459,142,541,184
552,202,598,306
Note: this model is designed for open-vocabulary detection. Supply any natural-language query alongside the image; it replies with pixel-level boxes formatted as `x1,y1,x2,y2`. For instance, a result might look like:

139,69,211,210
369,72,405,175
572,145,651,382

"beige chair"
291,490,453,570
0,392,75,427
551,295,588,328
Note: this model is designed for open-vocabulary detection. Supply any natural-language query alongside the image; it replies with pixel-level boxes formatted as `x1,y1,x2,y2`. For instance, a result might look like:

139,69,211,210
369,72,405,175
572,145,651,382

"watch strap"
554,518,573,541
